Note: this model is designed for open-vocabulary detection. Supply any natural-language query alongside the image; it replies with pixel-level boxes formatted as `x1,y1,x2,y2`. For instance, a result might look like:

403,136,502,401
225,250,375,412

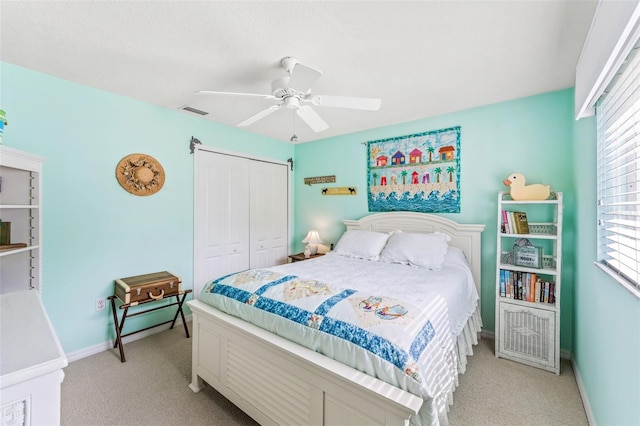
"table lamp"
302,230,323,257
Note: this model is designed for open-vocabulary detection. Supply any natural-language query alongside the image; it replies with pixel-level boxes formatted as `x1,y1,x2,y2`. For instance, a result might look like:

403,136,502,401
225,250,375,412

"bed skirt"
439,306,482,425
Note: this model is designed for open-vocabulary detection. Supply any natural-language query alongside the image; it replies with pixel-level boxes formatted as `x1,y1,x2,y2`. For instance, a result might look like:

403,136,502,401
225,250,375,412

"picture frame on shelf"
513,245,543,268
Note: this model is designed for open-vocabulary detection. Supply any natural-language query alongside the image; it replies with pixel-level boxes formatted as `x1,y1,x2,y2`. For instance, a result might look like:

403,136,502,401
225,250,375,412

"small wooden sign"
321,187,357,196
304,175,336,186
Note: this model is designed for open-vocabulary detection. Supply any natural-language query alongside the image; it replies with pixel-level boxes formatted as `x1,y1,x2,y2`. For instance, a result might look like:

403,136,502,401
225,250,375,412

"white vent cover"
180,106,208,116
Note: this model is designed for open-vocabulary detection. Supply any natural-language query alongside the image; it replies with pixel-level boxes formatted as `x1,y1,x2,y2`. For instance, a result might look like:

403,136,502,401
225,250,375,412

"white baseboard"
571,353,596,426
481,329,495,340
66,315,192,363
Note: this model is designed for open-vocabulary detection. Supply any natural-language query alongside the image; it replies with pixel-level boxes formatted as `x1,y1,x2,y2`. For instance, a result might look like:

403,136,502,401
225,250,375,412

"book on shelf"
501,210,510,233
0,221,10,245
499,269,555,304
501,210,529,234
513,211,530,234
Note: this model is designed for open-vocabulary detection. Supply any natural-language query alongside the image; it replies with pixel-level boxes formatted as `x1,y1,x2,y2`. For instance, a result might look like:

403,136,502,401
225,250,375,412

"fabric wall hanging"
115,153,165,196
367,126,461,213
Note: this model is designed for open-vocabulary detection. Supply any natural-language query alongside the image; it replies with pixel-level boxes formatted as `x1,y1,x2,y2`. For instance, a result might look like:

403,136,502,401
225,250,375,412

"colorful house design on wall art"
367,126,461,213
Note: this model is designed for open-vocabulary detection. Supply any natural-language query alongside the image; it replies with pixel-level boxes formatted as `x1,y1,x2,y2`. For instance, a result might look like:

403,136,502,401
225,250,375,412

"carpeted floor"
61,327,588,425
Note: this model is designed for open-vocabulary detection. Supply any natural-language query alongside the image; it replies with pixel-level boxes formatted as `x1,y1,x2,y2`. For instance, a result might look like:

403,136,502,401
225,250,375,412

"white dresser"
0,291,67,426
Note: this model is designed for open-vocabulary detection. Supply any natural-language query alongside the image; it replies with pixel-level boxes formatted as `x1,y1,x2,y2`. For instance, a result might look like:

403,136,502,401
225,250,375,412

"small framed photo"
513,245,543,268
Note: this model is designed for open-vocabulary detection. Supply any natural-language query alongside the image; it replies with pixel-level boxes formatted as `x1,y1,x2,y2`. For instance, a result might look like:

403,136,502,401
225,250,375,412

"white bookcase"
0,146,43,294
0,146,67,425
495,191,563,374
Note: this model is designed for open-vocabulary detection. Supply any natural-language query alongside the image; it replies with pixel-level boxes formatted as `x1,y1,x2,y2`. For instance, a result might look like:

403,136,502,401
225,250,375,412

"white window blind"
596,45,640,298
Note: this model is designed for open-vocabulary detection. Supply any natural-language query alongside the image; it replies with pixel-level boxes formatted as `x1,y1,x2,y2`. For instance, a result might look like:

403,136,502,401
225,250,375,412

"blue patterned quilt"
200,268,454,391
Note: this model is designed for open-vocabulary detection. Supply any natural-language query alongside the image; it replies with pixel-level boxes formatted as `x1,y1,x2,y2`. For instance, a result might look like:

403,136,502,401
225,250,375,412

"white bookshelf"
0,146,43,294
0,147,67,425
495,191,563,374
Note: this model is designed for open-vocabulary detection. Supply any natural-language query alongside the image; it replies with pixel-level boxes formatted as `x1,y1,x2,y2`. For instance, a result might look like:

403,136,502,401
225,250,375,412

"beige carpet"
61,327,588,425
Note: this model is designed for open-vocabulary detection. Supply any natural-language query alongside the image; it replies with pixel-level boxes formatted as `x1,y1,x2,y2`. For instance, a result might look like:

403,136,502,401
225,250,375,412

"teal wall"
293,89,577,348
572,116,640,426
1,62,294,353
3,62,638,425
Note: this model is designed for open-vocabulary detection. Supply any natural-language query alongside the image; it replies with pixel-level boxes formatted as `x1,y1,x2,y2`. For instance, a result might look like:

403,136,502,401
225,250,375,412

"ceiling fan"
197,57,382,132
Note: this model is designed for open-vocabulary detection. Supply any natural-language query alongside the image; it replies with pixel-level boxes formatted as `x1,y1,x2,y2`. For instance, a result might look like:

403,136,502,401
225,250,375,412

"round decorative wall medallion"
115,153,165,196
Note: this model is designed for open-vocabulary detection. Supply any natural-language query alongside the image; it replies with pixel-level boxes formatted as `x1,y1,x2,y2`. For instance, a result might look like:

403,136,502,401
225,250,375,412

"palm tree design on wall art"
447,166,455,182
434,167,442,183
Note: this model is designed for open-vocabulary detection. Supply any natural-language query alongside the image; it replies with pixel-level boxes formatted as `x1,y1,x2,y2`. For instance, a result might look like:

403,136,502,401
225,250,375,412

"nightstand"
288,252,325,262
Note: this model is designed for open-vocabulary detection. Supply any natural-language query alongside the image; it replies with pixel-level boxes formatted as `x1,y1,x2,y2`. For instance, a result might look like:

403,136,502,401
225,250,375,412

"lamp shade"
302,230,323,245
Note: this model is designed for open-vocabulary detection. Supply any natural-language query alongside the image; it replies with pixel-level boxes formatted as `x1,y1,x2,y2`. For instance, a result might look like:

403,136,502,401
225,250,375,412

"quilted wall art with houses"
367,126,461,213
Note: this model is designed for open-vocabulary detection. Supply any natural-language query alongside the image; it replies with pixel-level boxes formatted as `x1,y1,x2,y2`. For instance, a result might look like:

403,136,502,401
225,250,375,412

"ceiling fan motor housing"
284,97,300,109
271,77,298,100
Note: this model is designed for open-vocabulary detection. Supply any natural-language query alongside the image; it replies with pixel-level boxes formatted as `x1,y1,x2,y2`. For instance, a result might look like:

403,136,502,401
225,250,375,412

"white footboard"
187,299,423,426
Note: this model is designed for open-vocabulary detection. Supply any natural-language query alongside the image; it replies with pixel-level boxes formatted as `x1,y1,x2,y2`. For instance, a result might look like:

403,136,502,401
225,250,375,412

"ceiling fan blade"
288,63,322,93
238,104,282,127
311,95,382,111
296,106,329,132
197,90,275,100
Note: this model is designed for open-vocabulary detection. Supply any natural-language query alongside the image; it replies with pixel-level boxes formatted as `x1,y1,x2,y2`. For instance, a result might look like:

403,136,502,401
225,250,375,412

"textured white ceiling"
1,1,597,143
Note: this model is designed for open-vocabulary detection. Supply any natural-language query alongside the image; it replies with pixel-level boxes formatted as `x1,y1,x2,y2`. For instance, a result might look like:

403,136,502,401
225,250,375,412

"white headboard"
344,212,485,309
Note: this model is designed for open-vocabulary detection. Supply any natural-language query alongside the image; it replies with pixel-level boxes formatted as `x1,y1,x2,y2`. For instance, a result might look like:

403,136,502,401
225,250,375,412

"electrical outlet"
95,297,106,311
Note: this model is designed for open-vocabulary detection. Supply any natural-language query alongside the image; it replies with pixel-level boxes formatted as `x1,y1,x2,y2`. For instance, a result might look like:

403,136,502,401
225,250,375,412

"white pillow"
333,230,390,260
379,230,451,269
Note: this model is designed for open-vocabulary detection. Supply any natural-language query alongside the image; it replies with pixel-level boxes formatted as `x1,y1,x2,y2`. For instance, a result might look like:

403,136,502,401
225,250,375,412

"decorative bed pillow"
379,230,451,269
333,230,390,260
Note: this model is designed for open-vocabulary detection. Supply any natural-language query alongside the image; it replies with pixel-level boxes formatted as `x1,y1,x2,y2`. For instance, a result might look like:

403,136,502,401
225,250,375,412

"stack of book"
0,220,10,245
499,269,556,304
501,210,529,234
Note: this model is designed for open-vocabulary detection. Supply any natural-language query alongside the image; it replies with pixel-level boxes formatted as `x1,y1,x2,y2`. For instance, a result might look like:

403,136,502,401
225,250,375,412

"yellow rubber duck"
503,173,550,201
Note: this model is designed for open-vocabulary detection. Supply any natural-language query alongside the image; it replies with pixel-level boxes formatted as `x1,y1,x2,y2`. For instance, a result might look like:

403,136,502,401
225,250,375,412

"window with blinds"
596,44,640,299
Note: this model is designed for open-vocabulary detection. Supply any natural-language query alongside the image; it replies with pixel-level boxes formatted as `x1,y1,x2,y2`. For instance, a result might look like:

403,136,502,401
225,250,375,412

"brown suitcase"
115,271,181,305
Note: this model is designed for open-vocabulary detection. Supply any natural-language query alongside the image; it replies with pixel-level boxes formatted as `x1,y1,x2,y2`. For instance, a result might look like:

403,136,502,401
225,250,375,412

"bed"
187,212,485,426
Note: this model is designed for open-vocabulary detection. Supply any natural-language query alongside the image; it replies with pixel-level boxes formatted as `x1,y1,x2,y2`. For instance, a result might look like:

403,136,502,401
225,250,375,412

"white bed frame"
187,212,485,426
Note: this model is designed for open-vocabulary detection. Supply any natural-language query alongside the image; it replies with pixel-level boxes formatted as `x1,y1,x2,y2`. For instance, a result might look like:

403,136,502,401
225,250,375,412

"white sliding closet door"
194,150,250,297
249,160,289,268
194,148,289,297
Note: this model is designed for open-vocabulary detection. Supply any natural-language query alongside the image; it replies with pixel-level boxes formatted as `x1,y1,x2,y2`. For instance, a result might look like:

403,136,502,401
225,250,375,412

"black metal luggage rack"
108,288,192,362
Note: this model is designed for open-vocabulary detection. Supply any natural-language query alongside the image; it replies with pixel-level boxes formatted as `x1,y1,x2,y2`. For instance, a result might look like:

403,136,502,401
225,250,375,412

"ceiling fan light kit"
197,56,382,135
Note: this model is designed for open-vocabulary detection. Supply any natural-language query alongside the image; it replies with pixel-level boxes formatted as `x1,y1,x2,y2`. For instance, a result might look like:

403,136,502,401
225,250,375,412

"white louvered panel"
1,398,27,426
227,340,314,426
498,303,556,370
504,310,549,361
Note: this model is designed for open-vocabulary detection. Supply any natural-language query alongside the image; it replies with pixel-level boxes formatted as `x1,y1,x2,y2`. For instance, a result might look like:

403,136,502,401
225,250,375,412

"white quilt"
270,248,478,337
199,248,479,426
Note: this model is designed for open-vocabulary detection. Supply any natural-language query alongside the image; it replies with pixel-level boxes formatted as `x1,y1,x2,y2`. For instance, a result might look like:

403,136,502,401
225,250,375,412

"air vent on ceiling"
180,105,208,116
